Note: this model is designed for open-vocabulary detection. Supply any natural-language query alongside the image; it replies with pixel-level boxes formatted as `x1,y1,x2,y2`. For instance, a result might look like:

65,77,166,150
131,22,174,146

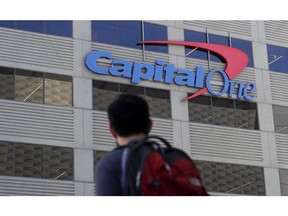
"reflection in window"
184,30,208,60
0,66,73,107
14,143,43,178
267,44,288,73
45,74,72,107
231,38,254,67
209,34,229,63
143,22,168,53
188,95,258,130
0,142,13,176
92,21,168,53
184,30,254,68
194,160,266,195
0,20,73,38
273,105,288,134
0,67,14,100
44,146,73,180
15,70,44,104
212,97,235,127
92,21,142,50
0,141,74,180
280,169,288,195
93,80,171,119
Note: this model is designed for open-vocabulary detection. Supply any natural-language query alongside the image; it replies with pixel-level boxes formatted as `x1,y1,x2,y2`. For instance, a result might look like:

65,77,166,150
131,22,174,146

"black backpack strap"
121,147,129,195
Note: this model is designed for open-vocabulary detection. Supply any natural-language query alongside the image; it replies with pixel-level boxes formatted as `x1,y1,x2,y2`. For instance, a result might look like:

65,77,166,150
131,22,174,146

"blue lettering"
110,59,132,78
163,64,174,84
131,62,154,84
195,66,205,88
85,51,111,75
243,83,256,101
174,69,195,87
206,70,229,96
154,60,164,82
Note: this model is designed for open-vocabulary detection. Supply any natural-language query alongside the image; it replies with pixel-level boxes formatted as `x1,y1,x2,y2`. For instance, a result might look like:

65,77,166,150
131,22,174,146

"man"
94,94,152,196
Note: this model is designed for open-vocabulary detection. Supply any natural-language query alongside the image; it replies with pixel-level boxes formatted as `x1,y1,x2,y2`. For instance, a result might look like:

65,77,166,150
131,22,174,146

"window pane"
119,84,144,95
0,142,13,176
0,21,15,29
16,20,44,33
217,163,242,194
45,20,72,37
280,169,288,195
15,70,44,104
209,34,229,63
93,80,119,111
44,146,73,180
188,95,213,124
0,67,14,100
184,30,208,60
267,44,288,73
93,150,108,166
92,21,117,45
14,144,43,178
145,88,171,119
118,21,142,49
235,101,258,130
273,105,288,134
212,98,235,127
231,38,254,67
45,74,72,107
240,165,265,195
194,160,218,192
144,22,168,53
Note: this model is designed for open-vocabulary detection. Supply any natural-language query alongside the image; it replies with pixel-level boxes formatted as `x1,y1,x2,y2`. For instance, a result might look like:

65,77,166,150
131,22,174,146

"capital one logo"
86,40,256,101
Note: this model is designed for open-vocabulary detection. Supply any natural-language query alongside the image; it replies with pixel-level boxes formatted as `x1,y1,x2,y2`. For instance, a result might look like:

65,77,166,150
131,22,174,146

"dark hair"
108,94,150,137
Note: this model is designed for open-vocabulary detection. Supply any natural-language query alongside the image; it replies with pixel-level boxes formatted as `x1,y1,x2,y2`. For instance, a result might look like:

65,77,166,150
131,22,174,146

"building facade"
0,20,287,196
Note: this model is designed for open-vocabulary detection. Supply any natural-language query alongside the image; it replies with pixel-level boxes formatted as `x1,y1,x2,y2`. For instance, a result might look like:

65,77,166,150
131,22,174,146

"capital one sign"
85,41,256,102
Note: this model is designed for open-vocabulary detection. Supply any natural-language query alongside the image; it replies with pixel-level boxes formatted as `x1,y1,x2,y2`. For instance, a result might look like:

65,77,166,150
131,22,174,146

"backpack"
121,135,208,196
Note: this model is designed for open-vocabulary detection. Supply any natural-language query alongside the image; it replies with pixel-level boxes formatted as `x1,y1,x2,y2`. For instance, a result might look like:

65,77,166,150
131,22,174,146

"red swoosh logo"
140,41,249,102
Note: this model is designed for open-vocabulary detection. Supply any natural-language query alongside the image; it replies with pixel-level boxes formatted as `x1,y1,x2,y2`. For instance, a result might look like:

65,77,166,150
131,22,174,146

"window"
184,30,254,67
0,67,14,100
273,105,288,134
143,22,168,53
280,169,288,195
0,141,74,180
0,66,72,107
267,44,288,73
209,34,229,63
93,80,171,119
0,20,72,38
188,95,259,130
184,30,208,60
231,38,254,67
194,160,265,195
92,21,142,50
91,21,168,53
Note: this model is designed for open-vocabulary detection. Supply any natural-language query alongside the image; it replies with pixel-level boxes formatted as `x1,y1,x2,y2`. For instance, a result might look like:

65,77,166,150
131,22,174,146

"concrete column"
264,167,281,195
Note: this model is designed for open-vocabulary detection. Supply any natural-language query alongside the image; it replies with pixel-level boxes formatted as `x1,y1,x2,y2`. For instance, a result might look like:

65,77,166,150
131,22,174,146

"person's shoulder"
97,146,126,167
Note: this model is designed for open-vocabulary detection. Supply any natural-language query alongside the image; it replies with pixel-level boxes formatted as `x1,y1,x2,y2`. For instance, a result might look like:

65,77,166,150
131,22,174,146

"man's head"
108,94,152,139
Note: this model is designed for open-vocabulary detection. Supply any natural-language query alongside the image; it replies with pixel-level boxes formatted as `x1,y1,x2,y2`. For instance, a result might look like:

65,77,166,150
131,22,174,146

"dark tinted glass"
119,84,144,94
235,100,258,129
45,20,72,37
212,97,235,127
184,30,208,60
0,21,15,28
273,105,288,134
267,44,288,73
16,20,44,33
93,80,118,91
14,144,44,178
144,22,168,53
231,38,254,67
188,95,213,124
209,34,229,63
0,67,14,100
0,142,13,176
92,21,118,45
118,21,142,49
